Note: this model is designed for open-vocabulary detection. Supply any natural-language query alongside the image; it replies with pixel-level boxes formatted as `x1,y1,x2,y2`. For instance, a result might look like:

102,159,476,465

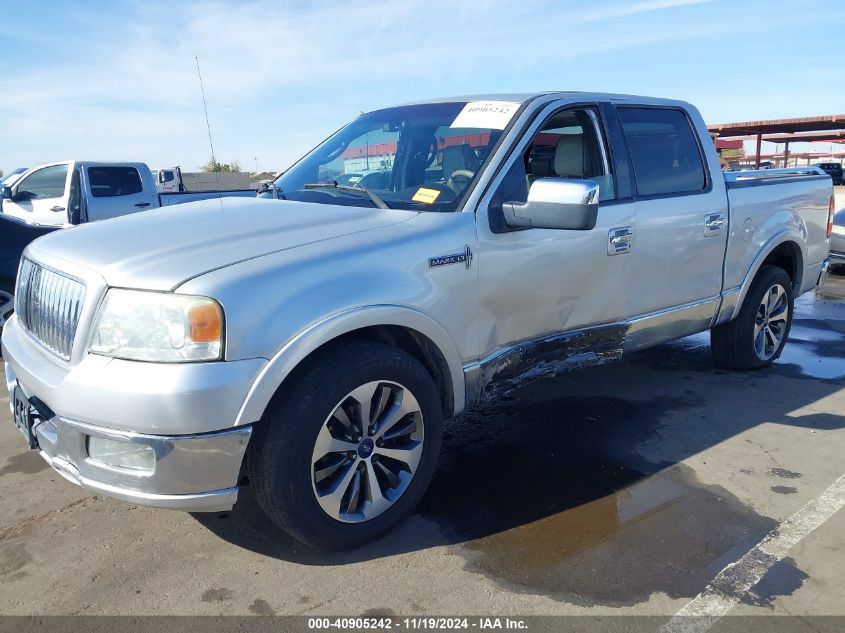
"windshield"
272,101,520,212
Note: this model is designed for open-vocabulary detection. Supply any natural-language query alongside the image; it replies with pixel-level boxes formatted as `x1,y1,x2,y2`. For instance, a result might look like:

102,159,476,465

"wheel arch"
730,234,804,321
234,305,466,427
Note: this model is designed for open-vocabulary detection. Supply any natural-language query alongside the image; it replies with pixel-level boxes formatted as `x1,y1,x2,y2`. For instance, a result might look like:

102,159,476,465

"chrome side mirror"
503,178,599,230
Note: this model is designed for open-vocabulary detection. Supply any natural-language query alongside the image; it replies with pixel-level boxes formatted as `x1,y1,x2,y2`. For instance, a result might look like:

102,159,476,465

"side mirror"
503,178,599,230
1,186,12,200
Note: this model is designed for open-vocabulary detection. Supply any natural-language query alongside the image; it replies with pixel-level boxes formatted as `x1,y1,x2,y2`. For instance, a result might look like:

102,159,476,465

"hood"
28,197,415,290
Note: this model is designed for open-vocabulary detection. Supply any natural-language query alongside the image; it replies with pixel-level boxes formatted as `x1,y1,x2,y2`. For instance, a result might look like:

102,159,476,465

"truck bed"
723,167,832,301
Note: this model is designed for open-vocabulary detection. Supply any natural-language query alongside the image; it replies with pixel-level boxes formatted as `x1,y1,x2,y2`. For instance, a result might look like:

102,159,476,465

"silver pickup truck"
2,92,834,549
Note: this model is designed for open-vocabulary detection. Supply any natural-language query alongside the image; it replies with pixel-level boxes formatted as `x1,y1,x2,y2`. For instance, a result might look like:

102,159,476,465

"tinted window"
618,107,706,196
88,166,143,197
163,170,175,181
15,164,68,200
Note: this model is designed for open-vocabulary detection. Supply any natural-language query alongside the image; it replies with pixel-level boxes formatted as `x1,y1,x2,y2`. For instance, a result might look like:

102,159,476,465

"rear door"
613,105,729,348
3,162,72,226
84,165,158,221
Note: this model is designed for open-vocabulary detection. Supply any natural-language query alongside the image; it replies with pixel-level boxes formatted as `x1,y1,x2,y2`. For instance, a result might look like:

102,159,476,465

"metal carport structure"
708,115,845,168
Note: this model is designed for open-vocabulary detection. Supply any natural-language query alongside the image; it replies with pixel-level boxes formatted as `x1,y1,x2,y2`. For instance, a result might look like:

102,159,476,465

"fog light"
87,436,155,472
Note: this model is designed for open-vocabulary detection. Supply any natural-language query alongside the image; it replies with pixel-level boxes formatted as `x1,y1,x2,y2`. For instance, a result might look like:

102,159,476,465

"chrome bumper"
818,258,831,286
28,414,251,512
4,367,251,511
3,317,259,513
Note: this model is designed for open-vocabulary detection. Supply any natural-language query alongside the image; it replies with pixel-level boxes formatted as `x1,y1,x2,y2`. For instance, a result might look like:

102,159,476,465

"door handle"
134,202,151,208
608,227,634,255
704,213,726,236
50,206,65,213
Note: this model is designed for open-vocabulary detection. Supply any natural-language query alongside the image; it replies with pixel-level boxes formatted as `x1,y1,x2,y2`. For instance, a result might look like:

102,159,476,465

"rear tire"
247,341,443,550
711,265,794,369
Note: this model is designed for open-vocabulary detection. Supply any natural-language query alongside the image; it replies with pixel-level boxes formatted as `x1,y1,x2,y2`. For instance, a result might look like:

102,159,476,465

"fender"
727,229,805,322
233,304,466,426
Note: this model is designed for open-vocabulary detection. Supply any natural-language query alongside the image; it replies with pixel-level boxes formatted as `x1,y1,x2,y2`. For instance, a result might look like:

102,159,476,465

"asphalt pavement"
1,275,844,620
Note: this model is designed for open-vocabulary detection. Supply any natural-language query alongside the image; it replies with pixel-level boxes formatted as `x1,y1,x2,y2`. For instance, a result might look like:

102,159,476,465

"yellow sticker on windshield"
412,187,441,204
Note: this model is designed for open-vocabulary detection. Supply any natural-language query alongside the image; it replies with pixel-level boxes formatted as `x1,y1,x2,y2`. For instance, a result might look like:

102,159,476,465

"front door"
475,102,636,383
3,163,71,226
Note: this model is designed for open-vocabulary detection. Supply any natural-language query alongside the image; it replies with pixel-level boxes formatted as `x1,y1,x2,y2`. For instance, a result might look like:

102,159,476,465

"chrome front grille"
16,259,86,360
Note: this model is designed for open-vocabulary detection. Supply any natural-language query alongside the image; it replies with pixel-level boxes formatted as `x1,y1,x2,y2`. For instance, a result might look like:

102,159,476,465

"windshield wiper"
304,181,390,209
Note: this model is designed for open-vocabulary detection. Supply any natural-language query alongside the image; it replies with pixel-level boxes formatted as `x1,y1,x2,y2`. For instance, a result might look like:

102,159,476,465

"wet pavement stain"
768,468,803,479
0,452,48,478
201,588,234,603
739,557,809,608
450,464,776,606
771,486,798,495
248,598,275,615
418,390,778,607
362,608,397,617
0,543,32,577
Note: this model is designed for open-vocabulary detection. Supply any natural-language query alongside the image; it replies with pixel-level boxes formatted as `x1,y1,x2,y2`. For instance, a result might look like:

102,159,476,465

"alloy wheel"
310,380,424,523
753,283,789,361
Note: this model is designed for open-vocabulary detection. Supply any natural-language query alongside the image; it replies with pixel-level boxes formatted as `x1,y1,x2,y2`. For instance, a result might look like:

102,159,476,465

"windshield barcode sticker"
450,101,521,130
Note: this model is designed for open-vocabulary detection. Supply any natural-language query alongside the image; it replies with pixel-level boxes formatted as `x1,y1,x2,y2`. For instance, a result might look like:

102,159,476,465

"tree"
199,157,241,173
0,169,4,179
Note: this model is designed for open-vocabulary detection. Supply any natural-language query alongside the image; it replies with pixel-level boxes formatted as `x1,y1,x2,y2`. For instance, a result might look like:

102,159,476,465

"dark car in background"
831,206,845,270
815,162,844,186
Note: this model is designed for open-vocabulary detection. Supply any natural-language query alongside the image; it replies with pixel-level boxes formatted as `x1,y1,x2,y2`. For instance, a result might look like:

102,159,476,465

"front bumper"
3,317,265,512
33,415,250,512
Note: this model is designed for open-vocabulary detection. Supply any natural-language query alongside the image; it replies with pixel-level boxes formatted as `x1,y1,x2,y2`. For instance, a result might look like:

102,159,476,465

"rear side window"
15,164,68,200
618,107,706,196
88,166,143,197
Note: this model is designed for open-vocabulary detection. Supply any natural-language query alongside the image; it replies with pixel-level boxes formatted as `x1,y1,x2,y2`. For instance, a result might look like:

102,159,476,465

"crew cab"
2,93,834,550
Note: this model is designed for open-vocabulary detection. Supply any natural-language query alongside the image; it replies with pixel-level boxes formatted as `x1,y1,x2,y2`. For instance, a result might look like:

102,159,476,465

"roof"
394,91,689,108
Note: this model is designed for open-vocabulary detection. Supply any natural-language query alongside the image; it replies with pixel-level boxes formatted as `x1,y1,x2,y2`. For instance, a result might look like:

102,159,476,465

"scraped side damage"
475,324,629,404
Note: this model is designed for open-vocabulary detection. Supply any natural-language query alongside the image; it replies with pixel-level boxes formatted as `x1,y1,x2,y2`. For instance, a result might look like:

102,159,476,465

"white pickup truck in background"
1,160,258,228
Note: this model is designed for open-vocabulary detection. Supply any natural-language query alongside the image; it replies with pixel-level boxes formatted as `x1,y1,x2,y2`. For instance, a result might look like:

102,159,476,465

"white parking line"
662,471,845,633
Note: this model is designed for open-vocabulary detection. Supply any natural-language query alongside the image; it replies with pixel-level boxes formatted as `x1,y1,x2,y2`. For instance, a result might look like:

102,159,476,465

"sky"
1,0,843,175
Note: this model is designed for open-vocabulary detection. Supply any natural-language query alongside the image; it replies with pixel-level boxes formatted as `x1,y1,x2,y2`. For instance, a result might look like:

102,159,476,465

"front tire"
711,265,794,369
247,341,443,550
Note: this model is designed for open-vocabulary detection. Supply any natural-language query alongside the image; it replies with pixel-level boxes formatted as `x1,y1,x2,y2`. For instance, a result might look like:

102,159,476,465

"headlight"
833,224,845,236
90,289,223,362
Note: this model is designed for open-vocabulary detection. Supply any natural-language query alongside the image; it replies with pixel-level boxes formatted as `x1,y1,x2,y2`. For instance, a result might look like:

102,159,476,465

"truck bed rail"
725,166,828,188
